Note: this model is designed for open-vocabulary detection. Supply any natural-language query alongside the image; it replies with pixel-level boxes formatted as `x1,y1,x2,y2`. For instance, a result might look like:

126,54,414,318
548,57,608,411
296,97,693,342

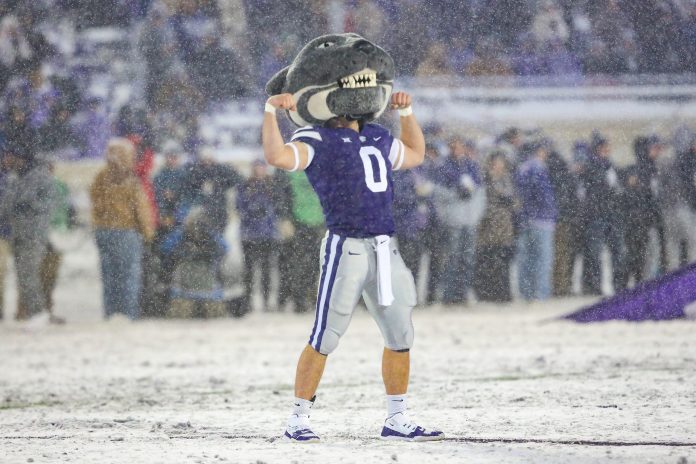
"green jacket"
288,172,324,227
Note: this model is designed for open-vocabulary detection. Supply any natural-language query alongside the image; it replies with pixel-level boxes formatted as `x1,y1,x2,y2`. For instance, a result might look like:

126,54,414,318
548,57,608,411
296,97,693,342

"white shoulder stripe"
388,137,400,166
305,144,315,167
291,130,323,142
284,142,316,170
393,139,406,171
286,143,300,172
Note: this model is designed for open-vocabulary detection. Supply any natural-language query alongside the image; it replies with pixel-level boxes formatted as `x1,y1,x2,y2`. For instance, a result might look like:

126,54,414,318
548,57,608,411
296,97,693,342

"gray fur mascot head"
265,33,395,127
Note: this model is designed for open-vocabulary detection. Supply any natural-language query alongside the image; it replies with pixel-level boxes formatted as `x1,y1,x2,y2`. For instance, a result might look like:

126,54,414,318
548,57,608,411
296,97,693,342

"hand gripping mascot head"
265,33,395,127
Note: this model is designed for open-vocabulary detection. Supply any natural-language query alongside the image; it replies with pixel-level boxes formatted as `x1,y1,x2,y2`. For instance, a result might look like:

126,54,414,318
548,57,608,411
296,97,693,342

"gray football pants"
308,232,417,355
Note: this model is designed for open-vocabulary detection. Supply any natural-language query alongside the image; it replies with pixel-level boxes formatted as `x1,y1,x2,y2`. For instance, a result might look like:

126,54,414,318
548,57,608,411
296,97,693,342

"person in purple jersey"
263,91,444,442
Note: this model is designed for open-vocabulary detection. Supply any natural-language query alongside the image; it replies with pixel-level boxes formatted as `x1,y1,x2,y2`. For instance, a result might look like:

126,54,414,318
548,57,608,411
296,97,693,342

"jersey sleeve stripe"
291,130,323,142
305,144,315,167
388,138,400,166
286,143,300,172
394,139,406,171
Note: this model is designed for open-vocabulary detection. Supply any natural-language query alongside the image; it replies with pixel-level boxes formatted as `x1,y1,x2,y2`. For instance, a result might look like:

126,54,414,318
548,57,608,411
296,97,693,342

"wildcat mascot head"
265,33,395,127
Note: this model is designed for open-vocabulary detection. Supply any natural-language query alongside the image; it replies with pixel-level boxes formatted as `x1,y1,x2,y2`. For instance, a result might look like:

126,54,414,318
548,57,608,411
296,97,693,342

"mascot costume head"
265,33,395,127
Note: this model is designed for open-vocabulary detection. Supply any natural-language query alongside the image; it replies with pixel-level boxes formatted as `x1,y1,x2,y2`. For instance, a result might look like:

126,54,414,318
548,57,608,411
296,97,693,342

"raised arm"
262,94,312,172
391,91,425,170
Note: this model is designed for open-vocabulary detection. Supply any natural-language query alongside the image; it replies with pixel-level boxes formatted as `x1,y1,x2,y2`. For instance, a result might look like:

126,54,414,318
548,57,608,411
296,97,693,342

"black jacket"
581,154,623,223
676,148,696,210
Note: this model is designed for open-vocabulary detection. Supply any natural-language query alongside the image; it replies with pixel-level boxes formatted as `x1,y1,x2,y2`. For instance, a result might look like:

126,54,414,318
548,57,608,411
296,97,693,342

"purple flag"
564,263,696,322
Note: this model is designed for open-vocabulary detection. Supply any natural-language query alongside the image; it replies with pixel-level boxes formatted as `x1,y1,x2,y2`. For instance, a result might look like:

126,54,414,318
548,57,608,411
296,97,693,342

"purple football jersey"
291,123,406,238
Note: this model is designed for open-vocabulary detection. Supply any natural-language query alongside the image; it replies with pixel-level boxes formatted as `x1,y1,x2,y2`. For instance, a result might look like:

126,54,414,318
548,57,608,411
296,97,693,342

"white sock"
292,397,313,416
386,394,407,418
288,397,314,429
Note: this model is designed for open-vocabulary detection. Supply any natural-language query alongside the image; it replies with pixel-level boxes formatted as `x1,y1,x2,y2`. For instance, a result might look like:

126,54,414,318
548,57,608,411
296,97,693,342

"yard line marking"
4,434,695,447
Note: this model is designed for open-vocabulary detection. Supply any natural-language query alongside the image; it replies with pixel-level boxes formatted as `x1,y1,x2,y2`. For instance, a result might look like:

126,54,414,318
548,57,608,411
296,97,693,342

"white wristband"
398,106,413,117
265,102,277,114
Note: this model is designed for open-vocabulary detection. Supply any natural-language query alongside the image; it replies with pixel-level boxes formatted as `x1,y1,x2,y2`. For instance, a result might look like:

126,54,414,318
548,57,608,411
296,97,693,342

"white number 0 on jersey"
359,146,388,193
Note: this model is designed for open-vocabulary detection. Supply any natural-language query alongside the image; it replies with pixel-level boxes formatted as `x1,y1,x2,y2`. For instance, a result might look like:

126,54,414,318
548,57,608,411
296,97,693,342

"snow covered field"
1,234,695,463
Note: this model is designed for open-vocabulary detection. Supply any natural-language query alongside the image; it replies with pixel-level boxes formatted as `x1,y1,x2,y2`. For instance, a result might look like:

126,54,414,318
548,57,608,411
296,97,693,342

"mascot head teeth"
265,33,395,127
338,71,378,89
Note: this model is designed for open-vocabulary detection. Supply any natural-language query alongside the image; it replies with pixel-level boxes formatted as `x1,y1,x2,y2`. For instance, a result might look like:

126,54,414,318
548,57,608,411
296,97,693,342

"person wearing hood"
475,151,518,302
0,138,58,322
580,134,627,295
431,137,485,305
90,138,155,320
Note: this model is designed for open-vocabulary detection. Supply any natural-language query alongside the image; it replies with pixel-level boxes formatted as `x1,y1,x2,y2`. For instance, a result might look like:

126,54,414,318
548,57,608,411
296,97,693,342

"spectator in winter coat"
179,151,242,234
0,138,57,321
515,140,557,301
167,206,227,319
665,134,696,269
417,143,447,304
496,127,525,169
580,134,627,295
0,15,34,77
3,60,59,133
129,133,159,228
432,138,485,305
153,141,185,233
0,161,12,320
531,0,570,46
115,105,159,227
393,169,429,284
236,161,281,311
475,152,517,302
138,2,181,108
547,148,582,297
513,35,547,76
90,138,155,320
621,136,664,285
73,97,111,159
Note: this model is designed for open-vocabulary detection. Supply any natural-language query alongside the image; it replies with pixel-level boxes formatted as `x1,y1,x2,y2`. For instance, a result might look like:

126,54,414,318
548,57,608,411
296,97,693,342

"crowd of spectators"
2,1,696,322
95,124,696,319
0,125,666,321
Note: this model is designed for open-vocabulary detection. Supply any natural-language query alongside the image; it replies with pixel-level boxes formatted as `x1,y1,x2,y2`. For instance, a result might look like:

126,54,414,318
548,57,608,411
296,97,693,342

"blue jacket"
153,167,184,218
515,157,557,223
236,178,279,242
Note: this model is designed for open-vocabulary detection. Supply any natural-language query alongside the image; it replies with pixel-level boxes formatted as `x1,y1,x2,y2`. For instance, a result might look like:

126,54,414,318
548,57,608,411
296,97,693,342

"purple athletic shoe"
284,426,320,443
380,412,445,442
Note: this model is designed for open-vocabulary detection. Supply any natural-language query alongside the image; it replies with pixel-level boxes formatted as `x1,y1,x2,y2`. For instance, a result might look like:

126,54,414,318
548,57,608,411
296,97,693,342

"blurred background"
1,0,696,323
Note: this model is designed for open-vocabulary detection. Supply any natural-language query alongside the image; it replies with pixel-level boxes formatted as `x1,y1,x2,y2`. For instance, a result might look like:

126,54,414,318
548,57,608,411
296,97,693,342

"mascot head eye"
316,41,335,49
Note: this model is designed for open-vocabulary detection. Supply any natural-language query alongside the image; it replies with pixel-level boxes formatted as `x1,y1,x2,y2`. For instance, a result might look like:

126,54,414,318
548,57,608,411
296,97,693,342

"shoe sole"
283,435,320,444
380,434,446,442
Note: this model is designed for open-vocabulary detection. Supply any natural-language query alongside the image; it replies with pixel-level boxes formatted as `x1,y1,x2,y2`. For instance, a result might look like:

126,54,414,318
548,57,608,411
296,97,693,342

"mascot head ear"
265,67,289,96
